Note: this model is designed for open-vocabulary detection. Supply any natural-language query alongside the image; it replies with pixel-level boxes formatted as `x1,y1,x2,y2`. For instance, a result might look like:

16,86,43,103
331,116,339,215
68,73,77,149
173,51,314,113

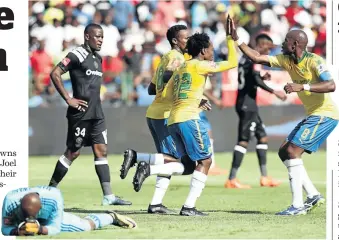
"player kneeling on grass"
131,15,238,216
1,186,136,236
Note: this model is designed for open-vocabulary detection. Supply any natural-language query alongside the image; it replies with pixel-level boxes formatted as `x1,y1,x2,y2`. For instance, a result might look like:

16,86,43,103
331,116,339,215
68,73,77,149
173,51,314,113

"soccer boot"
102,195,132,206
120,149,137,179
276,205,307,216
148,204,175,214
224,178,251,189
179,206,208,216
260,176,282,187
133,161,150,192
303,194,325,213
107,211,137,229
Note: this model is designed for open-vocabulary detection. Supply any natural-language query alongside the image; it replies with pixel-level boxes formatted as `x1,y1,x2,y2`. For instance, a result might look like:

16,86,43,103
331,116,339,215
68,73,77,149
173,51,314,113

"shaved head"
21,193,41,218
281,29,309,59
286,30,308,50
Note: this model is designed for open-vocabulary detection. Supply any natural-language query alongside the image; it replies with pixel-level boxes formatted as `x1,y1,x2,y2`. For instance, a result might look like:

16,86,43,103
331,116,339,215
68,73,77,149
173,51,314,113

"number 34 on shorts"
66,119,108,149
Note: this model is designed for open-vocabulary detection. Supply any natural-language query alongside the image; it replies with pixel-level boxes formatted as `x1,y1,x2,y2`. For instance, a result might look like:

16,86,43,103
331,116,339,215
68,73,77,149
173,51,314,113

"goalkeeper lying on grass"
1,186,137,236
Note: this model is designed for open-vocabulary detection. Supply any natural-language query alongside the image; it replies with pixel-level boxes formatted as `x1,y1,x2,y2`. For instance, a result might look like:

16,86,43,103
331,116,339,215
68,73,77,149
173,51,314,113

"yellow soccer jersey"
167,37,237,125
198,77,211,113
146,49,185,119
269,52,339,119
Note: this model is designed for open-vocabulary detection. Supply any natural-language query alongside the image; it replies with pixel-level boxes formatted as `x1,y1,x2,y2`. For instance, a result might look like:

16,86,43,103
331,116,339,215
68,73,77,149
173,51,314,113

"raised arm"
197,37,238,75
227,15,271,66
237,43,271,66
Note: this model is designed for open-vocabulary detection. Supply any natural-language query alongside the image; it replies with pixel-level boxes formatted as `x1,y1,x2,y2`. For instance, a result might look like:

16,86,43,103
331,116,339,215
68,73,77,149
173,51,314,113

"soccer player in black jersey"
48,23,131,205
225,34,287,189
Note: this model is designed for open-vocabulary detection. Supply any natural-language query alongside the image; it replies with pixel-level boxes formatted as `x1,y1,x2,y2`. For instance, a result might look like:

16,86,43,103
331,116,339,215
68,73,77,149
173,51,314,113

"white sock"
284,159,304,208
150,162,184,176
184,171,208,208
210,138,215,168
150,176,171,205
85,213,113,229
137,153,164,165
301,165,319,198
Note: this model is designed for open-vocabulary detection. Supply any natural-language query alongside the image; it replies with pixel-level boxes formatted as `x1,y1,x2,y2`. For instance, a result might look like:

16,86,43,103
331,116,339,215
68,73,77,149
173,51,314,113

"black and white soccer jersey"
58,45,104,121
235,56,275,142
236,56,274,113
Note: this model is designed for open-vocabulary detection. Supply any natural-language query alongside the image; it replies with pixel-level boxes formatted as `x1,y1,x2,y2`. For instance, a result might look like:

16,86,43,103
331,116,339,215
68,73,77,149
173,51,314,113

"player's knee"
285,144,299,159
257,136,268,144
181,155,196,175
278,144,298,161
201,158,212,169
94,144,107,158
65,149,80,161
237,141,248,148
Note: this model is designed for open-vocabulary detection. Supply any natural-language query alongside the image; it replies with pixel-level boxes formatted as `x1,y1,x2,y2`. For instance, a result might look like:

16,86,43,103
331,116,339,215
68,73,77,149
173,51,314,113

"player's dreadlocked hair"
255,34,273,44
187,32,210,58
84,23,102,34
166,24,188,47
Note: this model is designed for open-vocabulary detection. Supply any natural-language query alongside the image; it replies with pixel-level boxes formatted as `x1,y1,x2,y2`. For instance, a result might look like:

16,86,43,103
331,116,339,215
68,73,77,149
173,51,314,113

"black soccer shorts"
236,111,267,142
66,118,107,151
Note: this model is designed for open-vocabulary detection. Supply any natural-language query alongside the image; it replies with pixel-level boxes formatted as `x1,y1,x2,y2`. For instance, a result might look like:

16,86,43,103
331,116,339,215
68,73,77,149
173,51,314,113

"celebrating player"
48,23,131,206
132,15,238,216
234,21,338,215
120,25,191,214
225,34,286,189
1,186,136,236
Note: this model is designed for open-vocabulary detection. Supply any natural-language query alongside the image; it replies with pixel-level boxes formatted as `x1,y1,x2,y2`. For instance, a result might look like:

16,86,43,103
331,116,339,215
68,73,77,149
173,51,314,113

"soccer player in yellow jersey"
120,25,192,214
186,52,228,175
234,21,338,215
132,18,238,216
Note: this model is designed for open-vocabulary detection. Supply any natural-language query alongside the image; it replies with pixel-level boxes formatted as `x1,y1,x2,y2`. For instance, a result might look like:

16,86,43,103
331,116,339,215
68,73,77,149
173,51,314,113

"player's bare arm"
50,66,88,111
227,16,270,66
203,90,223,108
284,80,335,94
254,72,287,101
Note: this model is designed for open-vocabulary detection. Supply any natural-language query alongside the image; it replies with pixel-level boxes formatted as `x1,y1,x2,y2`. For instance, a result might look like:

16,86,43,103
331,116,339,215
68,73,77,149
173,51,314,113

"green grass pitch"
28,151,326,239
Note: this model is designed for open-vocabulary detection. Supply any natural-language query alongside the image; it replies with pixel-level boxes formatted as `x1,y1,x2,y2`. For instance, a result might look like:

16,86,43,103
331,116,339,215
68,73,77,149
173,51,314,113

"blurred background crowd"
29,0,327,108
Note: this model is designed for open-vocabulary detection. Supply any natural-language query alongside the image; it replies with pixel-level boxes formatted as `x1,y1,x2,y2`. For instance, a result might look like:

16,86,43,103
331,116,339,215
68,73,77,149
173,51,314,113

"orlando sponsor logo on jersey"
86,69,103,77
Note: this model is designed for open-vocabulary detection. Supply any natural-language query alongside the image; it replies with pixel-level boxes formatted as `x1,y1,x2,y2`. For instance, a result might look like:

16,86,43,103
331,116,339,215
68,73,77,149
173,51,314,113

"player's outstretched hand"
226,15,239,41
284,83,303,94
274,90,287,101
66,98,88,112
199,99,212,111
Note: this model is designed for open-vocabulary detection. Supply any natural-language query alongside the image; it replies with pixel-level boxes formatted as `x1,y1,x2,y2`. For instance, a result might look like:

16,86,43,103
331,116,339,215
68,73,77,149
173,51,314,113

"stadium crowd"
29,0,327,108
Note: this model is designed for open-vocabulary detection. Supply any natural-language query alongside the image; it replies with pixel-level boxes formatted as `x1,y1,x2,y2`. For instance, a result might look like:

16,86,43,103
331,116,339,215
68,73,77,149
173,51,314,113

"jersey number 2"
174,73,192,100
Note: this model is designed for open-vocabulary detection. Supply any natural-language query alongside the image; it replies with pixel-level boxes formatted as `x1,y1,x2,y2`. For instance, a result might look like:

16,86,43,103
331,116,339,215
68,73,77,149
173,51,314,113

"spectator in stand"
28,0,327,107
30,39,54,97
112,0,134,34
